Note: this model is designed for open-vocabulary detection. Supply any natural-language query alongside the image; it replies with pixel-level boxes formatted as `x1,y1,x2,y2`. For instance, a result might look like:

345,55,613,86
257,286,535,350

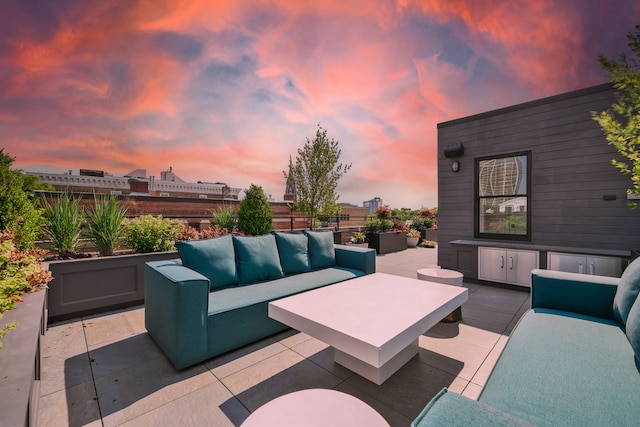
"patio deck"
37,246,531,427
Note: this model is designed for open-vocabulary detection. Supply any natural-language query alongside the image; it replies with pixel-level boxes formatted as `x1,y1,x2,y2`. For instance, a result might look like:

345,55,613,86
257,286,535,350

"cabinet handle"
589,263,595,275
509,256,514,269
499,256,504,269
578,262,584,274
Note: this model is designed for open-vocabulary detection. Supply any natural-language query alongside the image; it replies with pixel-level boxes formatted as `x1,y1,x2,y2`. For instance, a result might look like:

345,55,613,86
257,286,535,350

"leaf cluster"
124,215,180,253
85,194,128,256
592,25,640,206
0,149,45,249
0,230,52,348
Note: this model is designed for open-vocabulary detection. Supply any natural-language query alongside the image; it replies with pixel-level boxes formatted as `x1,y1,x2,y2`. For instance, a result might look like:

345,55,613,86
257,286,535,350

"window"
475,152,530,240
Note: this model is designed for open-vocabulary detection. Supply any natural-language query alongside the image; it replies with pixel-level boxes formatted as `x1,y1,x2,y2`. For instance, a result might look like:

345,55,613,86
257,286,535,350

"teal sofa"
145,231,376,370
413,257,640,426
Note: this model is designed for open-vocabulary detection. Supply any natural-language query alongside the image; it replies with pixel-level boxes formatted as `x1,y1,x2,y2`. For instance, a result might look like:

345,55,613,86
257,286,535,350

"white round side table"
240,389,390,427
417,268,464,322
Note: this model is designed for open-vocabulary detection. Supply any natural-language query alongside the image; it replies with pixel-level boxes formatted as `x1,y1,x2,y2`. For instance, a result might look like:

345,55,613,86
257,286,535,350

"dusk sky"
2,1,639,209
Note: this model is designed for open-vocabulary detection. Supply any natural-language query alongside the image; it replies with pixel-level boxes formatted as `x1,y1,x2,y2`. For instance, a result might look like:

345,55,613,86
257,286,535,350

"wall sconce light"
451,161,460,172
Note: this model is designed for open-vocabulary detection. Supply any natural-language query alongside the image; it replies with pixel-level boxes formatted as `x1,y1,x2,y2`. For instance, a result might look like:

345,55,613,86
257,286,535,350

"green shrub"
124,215,180,253
0,150,44,249
85,194,128,256
42,192,84,255
236,184,273,235
211,206,236,232
0,230,52,348
364,216,381,233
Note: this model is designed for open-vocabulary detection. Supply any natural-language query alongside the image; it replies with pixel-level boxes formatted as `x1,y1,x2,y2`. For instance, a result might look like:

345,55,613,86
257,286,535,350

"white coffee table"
269,272,468,384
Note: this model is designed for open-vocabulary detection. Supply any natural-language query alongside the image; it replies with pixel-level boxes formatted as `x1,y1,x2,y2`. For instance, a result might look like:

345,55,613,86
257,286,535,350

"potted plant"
406,228,420,248
349,229,368,247
46,213,181,322
364,208,407,254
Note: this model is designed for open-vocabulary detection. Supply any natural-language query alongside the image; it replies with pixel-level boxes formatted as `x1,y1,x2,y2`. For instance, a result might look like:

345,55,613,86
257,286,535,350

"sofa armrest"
412,388,534,427
145,260,211,369
334,244,376,274
531,269,619,319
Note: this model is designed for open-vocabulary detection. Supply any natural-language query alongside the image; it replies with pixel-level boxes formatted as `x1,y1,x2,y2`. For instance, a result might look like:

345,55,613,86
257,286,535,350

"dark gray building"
437,83,640,287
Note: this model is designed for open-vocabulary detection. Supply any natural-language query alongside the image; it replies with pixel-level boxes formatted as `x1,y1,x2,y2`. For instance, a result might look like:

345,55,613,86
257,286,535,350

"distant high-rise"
363,197,383,213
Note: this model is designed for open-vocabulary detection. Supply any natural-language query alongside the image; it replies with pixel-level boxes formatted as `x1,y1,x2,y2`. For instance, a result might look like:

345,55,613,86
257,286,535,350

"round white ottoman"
417,268,464,322
240,389,390,427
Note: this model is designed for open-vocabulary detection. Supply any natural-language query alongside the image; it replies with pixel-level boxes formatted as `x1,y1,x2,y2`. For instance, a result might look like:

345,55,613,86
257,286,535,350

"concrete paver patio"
37,246,531,427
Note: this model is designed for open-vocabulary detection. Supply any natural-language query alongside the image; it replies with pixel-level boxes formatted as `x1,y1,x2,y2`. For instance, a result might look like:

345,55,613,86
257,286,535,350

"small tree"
236,184,273,235
283,124,351,229
592,25,640,206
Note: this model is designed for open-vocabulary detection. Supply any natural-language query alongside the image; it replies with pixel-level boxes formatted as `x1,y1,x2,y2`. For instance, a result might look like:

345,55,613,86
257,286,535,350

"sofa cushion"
412,388,534,427
479,308,640,426
175,234,237,290
233,234,284,284
273,232,311,275
625,295,640,363
613,256,640,324
304,230,336,269
208,267,364,315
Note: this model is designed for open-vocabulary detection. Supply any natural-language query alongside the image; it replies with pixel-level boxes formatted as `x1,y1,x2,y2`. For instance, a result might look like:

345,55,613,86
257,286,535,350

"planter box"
46,251,177,322
421,228,438,243
367,232,407,255
0,289,47,427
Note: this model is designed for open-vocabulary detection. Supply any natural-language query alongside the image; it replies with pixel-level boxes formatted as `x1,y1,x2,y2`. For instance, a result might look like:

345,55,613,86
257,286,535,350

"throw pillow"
175,234,237,290
304,230,336,270
233,234,284,284
613,256,640,324
273,232,310,275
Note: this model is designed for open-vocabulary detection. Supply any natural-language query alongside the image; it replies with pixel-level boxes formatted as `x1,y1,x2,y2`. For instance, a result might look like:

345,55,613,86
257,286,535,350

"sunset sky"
2,0,639,209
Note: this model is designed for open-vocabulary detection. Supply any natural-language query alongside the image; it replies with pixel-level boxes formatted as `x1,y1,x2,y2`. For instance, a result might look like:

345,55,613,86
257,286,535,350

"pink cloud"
3,0,638,209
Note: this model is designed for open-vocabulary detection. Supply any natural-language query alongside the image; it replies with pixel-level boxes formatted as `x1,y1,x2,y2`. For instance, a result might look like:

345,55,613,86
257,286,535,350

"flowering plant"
406,228,420,238
0,230,52,348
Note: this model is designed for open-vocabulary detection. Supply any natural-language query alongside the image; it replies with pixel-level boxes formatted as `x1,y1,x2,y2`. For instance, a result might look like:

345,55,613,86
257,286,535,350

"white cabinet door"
547,252,623,277
548,253,587,274
479,247,539,287
479,247,507,283
506,250,539,287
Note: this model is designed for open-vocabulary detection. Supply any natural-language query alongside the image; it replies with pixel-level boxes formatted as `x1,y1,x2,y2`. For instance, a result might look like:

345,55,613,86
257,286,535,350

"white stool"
417,268,464,322
241,389,390,427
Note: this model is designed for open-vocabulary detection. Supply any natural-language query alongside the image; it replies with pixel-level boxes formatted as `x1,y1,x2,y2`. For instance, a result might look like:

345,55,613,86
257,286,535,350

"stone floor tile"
117,381,248,427
471,349,502,387
96,356,216,427
83,307,146,348
37,380,101,427
88,333,164,379
461,382,483,400
205,338,287,379
345,356,458,422
292,338,355,380
224,349,343,412
419,335,492,382
40,349,94,397
274,330,313,348
425,323,502,351
42,320,87,357
335,382,412,427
